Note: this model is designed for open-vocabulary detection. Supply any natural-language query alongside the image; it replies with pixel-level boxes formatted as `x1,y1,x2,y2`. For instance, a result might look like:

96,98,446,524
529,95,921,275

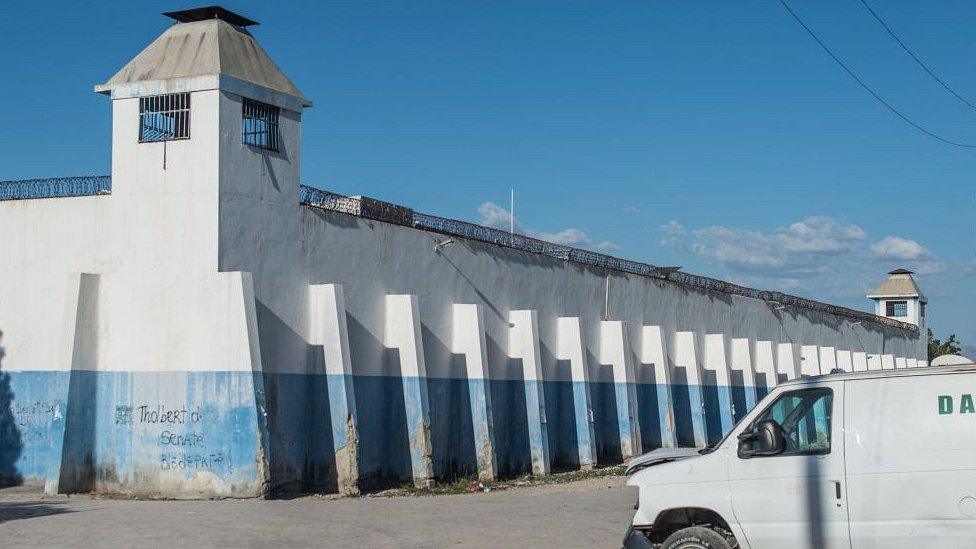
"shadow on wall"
701,371,723,446
347,313,413,491
0,331,25,487
305,346,338,493
548,360,581,471
489,355,531,477
729,371,749,424
636,369,663,452
592,372,623,465
428,352,478,482
58,372,95,493
256,299,331,496
670,367,697,448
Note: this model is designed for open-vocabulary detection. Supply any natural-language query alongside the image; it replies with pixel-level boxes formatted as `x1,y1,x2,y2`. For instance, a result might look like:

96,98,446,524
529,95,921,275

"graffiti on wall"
122,403,230,473
8,401,63,444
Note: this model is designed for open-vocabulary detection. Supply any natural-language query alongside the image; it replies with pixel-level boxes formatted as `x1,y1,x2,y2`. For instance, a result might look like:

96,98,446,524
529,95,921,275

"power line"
858,0,976,112
776,0,976,148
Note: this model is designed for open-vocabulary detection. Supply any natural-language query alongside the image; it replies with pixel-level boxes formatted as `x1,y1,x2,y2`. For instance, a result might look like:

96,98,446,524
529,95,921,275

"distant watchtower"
868,268,927,330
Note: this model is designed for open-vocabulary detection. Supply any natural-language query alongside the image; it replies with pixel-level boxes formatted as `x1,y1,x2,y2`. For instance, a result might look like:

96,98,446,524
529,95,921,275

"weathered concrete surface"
0,478,635,548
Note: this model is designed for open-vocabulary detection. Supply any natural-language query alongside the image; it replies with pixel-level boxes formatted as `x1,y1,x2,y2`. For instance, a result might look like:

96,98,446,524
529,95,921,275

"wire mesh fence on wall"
300,185,917,333
0,176,111,201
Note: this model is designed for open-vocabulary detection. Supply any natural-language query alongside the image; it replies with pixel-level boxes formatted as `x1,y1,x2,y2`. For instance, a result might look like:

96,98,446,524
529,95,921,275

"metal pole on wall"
510,188,515,234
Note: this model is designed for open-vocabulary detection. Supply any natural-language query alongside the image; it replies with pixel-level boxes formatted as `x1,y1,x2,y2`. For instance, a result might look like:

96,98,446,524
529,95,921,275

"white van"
623,363,976,549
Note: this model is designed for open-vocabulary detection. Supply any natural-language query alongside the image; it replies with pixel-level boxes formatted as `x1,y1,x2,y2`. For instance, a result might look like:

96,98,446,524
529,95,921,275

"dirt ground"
0,476,636,548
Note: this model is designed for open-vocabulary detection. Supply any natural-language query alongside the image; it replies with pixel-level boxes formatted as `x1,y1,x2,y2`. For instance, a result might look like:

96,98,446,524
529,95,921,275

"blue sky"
2,1,973,344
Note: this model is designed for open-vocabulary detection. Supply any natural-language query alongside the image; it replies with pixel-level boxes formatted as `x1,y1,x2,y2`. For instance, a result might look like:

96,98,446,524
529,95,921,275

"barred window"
886,300,908,317
242,98,280,151
139,93,190,142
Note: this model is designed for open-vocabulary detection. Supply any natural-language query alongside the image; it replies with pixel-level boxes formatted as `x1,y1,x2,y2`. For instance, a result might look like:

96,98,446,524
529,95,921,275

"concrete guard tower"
867,268,927,331
48,6,311,498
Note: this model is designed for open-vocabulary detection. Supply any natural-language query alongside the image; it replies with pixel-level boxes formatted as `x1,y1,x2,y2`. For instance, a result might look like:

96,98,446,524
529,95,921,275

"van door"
728,383,849,548
845,372,976,547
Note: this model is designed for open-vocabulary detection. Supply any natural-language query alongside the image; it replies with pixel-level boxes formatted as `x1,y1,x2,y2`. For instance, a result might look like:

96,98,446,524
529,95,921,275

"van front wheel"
661,526,732,549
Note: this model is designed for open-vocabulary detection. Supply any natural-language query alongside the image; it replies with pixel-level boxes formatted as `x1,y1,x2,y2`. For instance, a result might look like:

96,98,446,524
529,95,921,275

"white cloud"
690,226,786,270
729,274,806,292
871,236,932,261
910,261,946,276
659,215,940,301
476,202,619,252
659,220,687,249
536,227,589,246
477,202,518,232
774,216,866,253
661,220,685,236
593,241,622,251
684,217,865,274
662,216,868,276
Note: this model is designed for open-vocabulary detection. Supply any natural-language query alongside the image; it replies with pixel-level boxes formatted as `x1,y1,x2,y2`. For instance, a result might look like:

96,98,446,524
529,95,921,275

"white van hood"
624,447,700,475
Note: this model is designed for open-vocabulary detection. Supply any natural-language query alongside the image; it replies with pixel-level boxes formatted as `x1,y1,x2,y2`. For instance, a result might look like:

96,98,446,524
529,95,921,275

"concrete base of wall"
3,370,267,498
3,371,765,494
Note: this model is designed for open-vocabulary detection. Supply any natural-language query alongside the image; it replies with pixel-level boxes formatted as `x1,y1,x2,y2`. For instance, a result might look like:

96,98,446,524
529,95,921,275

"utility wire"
858,0,976,112
776,0,976,148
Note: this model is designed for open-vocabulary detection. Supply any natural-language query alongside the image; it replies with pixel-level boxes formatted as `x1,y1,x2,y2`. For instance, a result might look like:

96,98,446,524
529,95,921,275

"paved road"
0,476,635,548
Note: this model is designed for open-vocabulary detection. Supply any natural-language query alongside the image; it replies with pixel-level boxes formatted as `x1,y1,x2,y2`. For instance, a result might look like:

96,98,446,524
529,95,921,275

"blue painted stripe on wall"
569,379,595,466
612,381,638,457
687,384,709,448
0,370,69,485
325,374,352,452
522,379,549,473
1,370,265,496
1,371,770,493
463,377,495,475
701,384,737,445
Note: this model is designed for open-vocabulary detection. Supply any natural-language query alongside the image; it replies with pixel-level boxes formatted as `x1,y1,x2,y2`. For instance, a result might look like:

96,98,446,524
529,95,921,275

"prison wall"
0,174,924,497
290,205,920,487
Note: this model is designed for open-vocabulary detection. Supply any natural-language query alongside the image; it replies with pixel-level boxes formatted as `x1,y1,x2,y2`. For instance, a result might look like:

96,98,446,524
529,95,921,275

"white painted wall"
836,350,853,373
800,345,820,377
702,334,731,386
639,326,671,389
819,346,837,374
753,341,778,390
776,343,798,381
0,90,259,375
730,338,756,389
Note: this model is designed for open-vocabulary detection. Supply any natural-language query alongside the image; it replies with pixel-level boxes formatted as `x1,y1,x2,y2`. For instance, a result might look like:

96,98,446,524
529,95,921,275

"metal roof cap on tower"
162,6,259,27
95,7,310,108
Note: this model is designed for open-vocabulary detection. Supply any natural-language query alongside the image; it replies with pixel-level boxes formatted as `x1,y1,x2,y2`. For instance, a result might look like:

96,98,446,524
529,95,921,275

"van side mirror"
737,419,785,458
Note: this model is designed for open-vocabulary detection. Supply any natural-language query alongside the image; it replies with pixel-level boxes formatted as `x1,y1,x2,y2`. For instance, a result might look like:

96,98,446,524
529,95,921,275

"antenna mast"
510,188,515,234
